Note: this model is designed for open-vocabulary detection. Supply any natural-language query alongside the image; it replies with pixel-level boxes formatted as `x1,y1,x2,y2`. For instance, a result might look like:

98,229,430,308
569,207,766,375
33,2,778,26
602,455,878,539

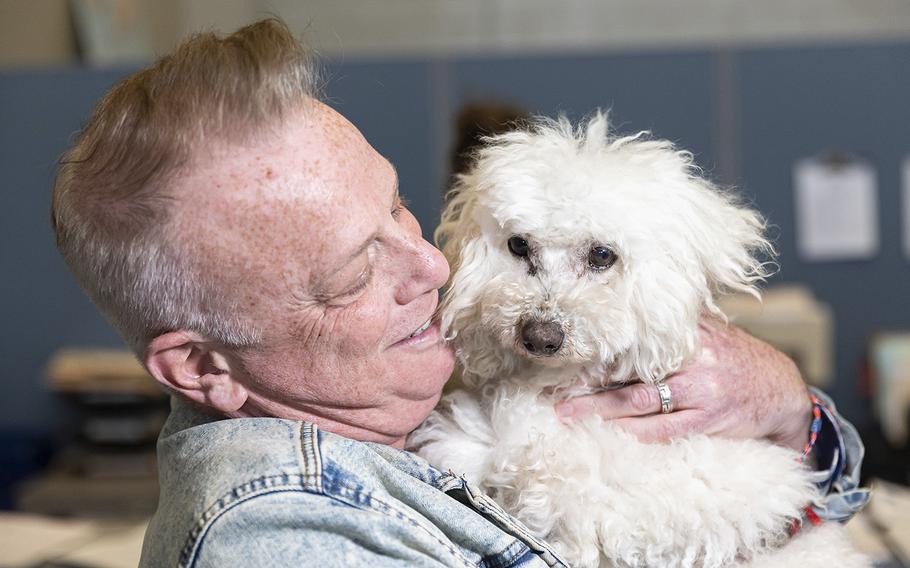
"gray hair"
51,18,318,354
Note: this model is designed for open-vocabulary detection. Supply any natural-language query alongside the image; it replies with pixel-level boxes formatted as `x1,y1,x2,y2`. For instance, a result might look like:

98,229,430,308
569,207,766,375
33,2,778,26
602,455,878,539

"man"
52,19,868,567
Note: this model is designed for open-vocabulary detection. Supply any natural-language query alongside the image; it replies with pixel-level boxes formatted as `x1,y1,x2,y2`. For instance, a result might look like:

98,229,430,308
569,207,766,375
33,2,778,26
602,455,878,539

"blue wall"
2,42,908,438
1,68,136,433
739,45,910,419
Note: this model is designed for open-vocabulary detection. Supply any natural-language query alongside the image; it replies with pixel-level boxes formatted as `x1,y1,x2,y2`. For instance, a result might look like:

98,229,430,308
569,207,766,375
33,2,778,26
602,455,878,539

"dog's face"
438,114,772,386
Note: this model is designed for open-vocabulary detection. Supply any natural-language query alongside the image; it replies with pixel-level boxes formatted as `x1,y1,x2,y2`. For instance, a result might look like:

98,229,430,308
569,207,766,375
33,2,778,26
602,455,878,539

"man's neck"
230,395,439,449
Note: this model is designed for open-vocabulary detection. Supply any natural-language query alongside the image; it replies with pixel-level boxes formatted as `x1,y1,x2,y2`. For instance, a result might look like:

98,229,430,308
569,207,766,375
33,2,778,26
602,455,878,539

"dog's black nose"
521,321,564,356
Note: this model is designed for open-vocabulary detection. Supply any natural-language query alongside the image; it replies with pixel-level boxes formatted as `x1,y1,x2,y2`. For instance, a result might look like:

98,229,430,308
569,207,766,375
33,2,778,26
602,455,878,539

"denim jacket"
139,389,868,568
140,397,565,567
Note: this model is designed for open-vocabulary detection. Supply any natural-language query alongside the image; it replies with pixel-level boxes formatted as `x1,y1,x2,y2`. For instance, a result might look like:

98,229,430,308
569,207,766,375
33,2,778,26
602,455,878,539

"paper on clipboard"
794,156,879,261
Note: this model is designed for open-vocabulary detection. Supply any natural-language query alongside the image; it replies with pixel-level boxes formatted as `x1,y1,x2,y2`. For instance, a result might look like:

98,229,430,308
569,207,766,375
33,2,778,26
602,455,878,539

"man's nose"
520,320,565,356
395,233,450,305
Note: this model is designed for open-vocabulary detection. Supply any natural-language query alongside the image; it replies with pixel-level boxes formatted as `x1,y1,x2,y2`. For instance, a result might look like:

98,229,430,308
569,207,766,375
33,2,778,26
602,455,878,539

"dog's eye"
588,246,616,270
508,236,530,258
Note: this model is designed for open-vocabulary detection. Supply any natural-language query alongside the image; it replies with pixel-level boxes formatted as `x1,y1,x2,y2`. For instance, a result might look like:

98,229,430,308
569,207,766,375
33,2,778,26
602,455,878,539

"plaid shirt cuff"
805,387,872,523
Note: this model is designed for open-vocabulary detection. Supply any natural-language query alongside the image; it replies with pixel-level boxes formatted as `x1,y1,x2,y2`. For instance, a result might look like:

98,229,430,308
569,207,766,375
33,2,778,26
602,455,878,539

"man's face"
178,100,455,444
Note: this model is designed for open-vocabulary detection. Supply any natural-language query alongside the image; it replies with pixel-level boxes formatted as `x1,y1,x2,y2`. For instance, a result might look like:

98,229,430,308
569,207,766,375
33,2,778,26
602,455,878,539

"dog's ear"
676,178,776,314
621,177,774,383
436,171,491,338
624,260,702,383
435,172,481,274
436,172,520,386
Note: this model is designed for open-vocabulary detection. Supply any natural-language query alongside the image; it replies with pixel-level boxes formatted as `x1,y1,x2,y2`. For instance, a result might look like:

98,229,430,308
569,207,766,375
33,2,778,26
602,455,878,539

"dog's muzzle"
520,320,565,356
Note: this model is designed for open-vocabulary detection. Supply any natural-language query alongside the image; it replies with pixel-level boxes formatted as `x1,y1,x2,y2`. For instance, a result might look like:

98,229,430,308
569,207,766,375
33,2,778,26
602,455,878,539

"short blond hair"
52,19,318,354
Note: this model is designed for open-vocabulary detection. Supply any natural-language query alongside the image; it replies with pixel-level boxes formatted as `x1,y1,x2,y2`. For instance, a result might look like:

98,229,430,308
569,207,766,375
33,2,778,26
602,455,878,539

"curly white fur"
409,113,868,567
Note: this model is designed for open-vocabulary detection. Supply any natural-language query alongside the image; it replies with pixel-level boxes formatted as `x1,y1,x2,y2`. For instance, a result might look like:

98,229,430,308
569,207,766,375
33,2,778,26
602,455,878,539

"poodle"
408,113,868,567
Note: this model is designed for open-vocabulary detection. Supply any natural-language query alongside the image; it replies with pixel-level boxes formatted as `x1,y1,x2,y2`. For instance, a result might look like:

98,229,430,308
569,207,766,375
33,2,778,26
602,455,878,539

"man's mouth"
408,318,432,338
390,292,442,348
389,317,440,349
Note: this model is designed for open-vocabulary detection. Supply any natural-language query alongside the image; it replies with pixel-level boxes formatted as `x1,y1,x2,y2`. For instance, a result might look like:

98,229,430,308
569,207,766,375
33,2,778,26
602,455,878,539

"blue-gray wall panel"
451,52,716,169
738,43,910,424
1,69,133,431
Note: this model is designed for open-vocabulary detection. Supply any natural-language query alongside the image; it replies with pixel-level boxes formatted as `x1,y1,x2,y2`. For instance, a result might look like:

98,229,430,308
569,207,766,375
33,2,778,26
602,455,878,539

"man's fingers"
611,410,707,443
556,379,692,420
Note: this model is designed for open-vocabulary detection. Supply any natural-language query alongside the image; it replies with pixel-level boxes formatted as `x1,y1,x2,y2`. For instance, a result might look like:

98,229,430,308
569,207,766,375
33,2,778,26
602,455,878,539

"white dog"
409,113,868,567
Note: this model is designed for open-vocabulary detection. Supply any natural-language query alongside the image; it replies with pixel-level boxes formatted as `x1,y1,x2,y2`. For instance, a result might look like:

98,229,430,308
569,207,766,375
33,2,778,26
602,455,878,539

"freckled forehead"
174,100,393,294
189,102,381,211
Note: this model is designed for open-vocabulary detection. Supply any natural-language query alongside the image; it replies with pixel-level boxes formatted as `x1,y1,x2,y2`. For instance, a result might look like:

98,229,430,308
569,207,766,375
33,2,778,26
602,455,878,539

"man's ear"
144,330,248,415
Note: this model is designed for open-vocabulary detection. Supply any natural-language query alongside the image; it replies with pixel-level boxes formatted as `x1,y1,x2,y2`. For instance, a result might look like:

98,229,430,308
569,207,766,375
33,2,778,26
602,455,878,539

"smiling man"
143,99,455,448
51,19,868,568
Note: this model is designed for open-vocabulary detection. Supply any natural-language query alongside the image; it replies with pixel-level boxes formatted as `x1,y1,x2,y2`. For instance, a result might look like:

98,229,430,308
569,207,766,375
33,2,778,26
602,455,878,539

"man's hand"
555,319,813,452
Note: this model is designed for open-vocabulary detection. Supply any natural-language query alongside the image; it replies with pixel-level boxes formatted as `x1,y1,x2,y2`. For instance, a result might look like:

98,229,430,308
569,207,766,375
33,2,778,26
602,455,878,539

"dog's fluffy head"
437,112,774,387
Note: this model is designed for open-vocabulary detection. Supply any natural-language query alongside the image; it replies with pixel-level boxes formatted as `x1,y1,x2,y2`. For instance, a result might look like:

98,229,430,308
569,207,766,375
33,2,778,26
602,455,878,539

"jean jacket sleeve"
807,386,872,523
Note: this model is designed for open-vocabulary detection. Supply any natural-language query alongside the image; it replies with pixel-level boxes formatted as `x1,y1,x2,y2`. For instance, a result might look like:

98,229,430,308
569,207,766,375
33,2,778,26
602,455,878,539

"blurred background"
1,0,909,565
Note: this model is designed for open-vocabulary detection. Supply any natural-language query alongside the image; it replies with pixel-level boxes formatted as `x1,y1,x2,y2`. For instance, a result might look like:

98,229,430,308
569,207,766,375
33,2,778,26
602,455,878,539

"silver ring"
656,381,673,414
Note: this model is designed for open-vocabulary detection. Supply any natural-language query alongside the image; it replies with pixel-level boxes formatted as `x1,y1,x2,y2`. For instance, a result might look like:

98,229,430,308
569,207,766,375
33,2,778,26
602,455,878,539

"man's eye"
346,277,369,296
391,195,409,219
344,265,373,297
